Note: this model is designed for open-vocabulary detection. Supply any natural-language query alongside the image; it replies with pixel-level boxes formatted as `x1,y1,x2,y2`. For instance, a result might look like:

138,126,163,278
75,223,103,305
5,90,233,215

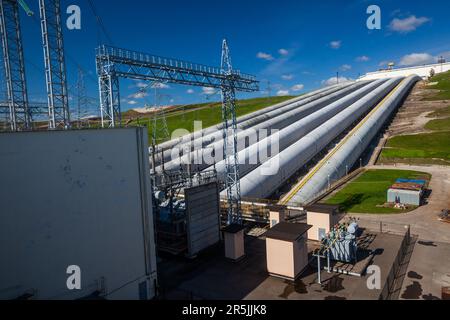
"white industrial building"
0,128,157,300
359,62,450,81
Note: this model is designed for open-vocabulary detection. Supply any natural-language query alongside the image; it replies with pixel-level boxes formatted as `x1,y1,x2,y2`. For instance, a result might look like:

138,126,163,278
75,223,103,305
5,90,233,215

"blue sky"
17,0,450,112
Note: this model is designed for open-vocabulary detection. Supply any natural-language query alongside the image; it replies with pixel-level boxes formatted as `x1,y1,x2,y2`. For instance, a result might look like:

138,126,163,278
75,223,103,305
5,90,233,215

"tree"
430,68,436,78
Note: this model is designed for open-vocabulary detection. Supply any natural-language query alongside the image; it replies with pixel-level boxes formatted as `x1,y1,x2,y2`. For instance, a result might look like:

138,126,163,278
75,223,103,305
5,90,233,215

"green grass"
425,70,450,100
425,117,450,131
380,132,450,164
324,169,431,214
126,95,297,144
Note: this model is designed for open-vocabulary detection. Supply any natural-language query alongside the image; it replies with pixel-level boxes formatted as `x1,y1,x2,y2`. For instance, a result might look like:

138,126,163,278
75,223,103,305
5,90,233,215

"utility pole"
0,0,31,131
76,67,88,128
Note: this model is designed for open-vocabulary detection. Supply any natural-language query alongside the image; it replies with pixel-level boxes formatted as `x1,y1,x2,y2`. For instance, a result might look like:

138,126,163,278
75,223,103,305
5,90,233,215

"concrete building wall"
387,189,421,206
266,239,294,279
360,62,450,80
293,237,308,277
224,229,245,261
0,128,157,300
307,212,331,241
185,182,220,257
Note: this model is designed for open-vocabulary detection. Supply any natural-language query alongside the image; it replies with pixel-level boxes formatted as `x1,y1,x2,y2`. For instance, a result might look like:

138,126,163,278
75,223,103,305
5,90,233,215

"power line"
86,0,114,46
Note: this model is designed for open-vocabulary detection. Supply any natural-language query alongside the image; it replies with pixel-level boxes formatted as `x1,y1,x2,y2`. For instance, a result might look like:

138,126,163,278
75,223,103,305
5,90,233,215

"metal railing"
96,45,256,82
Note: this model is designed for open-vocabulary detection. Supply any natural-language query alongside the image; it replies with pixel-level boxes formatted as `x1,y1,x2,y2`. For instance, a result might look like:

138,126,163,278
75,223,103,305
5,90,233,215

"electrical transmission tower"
0,0,31,131
76,67,88,128
96,41,259,224
39,0,70,129
220,40,242,225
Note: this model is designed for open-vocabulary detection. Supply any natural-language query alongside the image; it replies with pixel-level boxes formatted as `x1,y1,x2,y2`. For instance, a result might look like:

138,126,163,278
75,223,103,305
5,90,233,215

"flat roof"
222,224,246,234
305,204,340,214
390,183,423,192
388,188,421,195
264,222,312,242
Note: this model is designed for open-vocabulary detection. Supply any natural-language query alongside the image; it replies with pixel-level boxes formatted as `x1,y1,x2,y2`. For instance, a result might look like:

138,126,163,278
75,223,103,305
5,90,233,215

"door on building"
318,228,326,240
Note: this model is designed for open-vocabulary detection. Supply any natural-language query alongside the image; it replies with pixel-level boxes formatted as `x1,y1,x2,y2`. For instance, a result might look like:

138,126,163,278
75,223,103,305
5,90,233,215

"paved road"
353,164,450,243
353,164,450,300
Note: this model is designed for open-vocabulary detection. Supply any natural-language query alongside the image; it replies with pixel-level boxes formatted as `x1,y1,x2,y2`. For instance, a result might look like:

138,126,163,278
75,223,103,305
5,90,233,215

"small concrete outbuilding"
223,224,246,261
306,204,341,241
387,179,426,207
265,222,312,281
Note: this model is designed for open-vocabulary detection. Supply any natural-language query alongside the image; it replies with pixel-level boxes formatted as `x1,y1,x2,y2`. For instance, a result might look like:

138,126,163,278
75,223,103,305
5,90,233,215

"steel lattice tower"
95,43,258,224
76,67,89,128
39,0,70,129
220,40,242,224
0,0,30,131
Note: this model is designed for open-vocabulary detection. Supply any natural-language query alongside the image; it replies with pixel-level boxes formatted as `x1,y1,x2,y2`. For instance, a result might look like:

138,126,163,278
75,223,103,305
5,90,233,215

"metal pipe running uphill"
154,83,344,155
206,78,391,181
227,77,404,200
158,81,373,173
284,75,421,206
153,82,358,168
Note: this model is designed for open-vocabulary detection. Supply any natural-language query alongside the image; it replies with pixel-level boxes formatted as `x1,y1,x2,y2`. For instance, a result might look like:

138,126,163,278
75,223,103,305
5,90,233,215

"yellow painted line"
279,78,408,206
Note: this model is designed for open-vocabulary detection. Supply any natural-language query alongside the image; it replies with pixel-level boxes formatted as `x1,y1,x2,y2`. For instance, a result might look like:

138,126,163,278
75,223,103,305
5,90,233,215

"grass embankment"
324,169,431,214
380,132,450,165
379,71,450,166
424,70,450,101
127,95,297,144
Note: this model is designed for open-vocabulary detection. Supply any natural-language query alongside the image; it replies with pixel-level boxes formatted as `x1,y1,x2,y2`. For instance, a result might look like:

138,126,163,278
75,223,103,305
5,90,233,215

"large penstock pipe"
153,82,362,167
157,81,372,172
154,83,345,153
206,78,390,179
284,75,421,206
228,77,404,200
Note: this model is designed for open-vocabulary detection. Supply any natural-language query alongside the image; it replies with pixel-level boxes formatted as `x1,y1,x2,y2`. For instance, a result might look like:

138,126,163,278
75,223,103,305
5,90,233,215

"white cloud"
135,82,148,89
152,82,170,89
128,91,148,99
399,53,435,66
340,64,352,71
127,100,138,105
257,52,274,61
187,89,195,94
330,41,342,49
291,84,305,92
322,76,352,87
356,56,370,62
389,15,430,34
202,87,217,95
276,90,290,96
279,49,289,56
281,74,294,80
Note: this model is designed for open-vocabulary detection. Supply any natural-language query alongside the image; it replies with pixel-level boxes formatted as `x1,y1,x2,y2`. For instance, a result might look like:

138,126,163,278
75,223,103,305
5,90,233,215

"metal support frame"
39,0,70,129
220,40,241,225
96,42,258,223
95,44,258,129
0,0,30,131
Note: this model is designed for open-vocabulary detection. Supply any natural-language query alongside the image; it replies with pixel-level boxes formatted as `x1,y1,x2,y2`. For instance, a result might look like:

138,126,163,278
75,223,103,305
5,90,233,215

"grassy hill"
425,70,450,100
126,95,297,144
379,70,450,166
